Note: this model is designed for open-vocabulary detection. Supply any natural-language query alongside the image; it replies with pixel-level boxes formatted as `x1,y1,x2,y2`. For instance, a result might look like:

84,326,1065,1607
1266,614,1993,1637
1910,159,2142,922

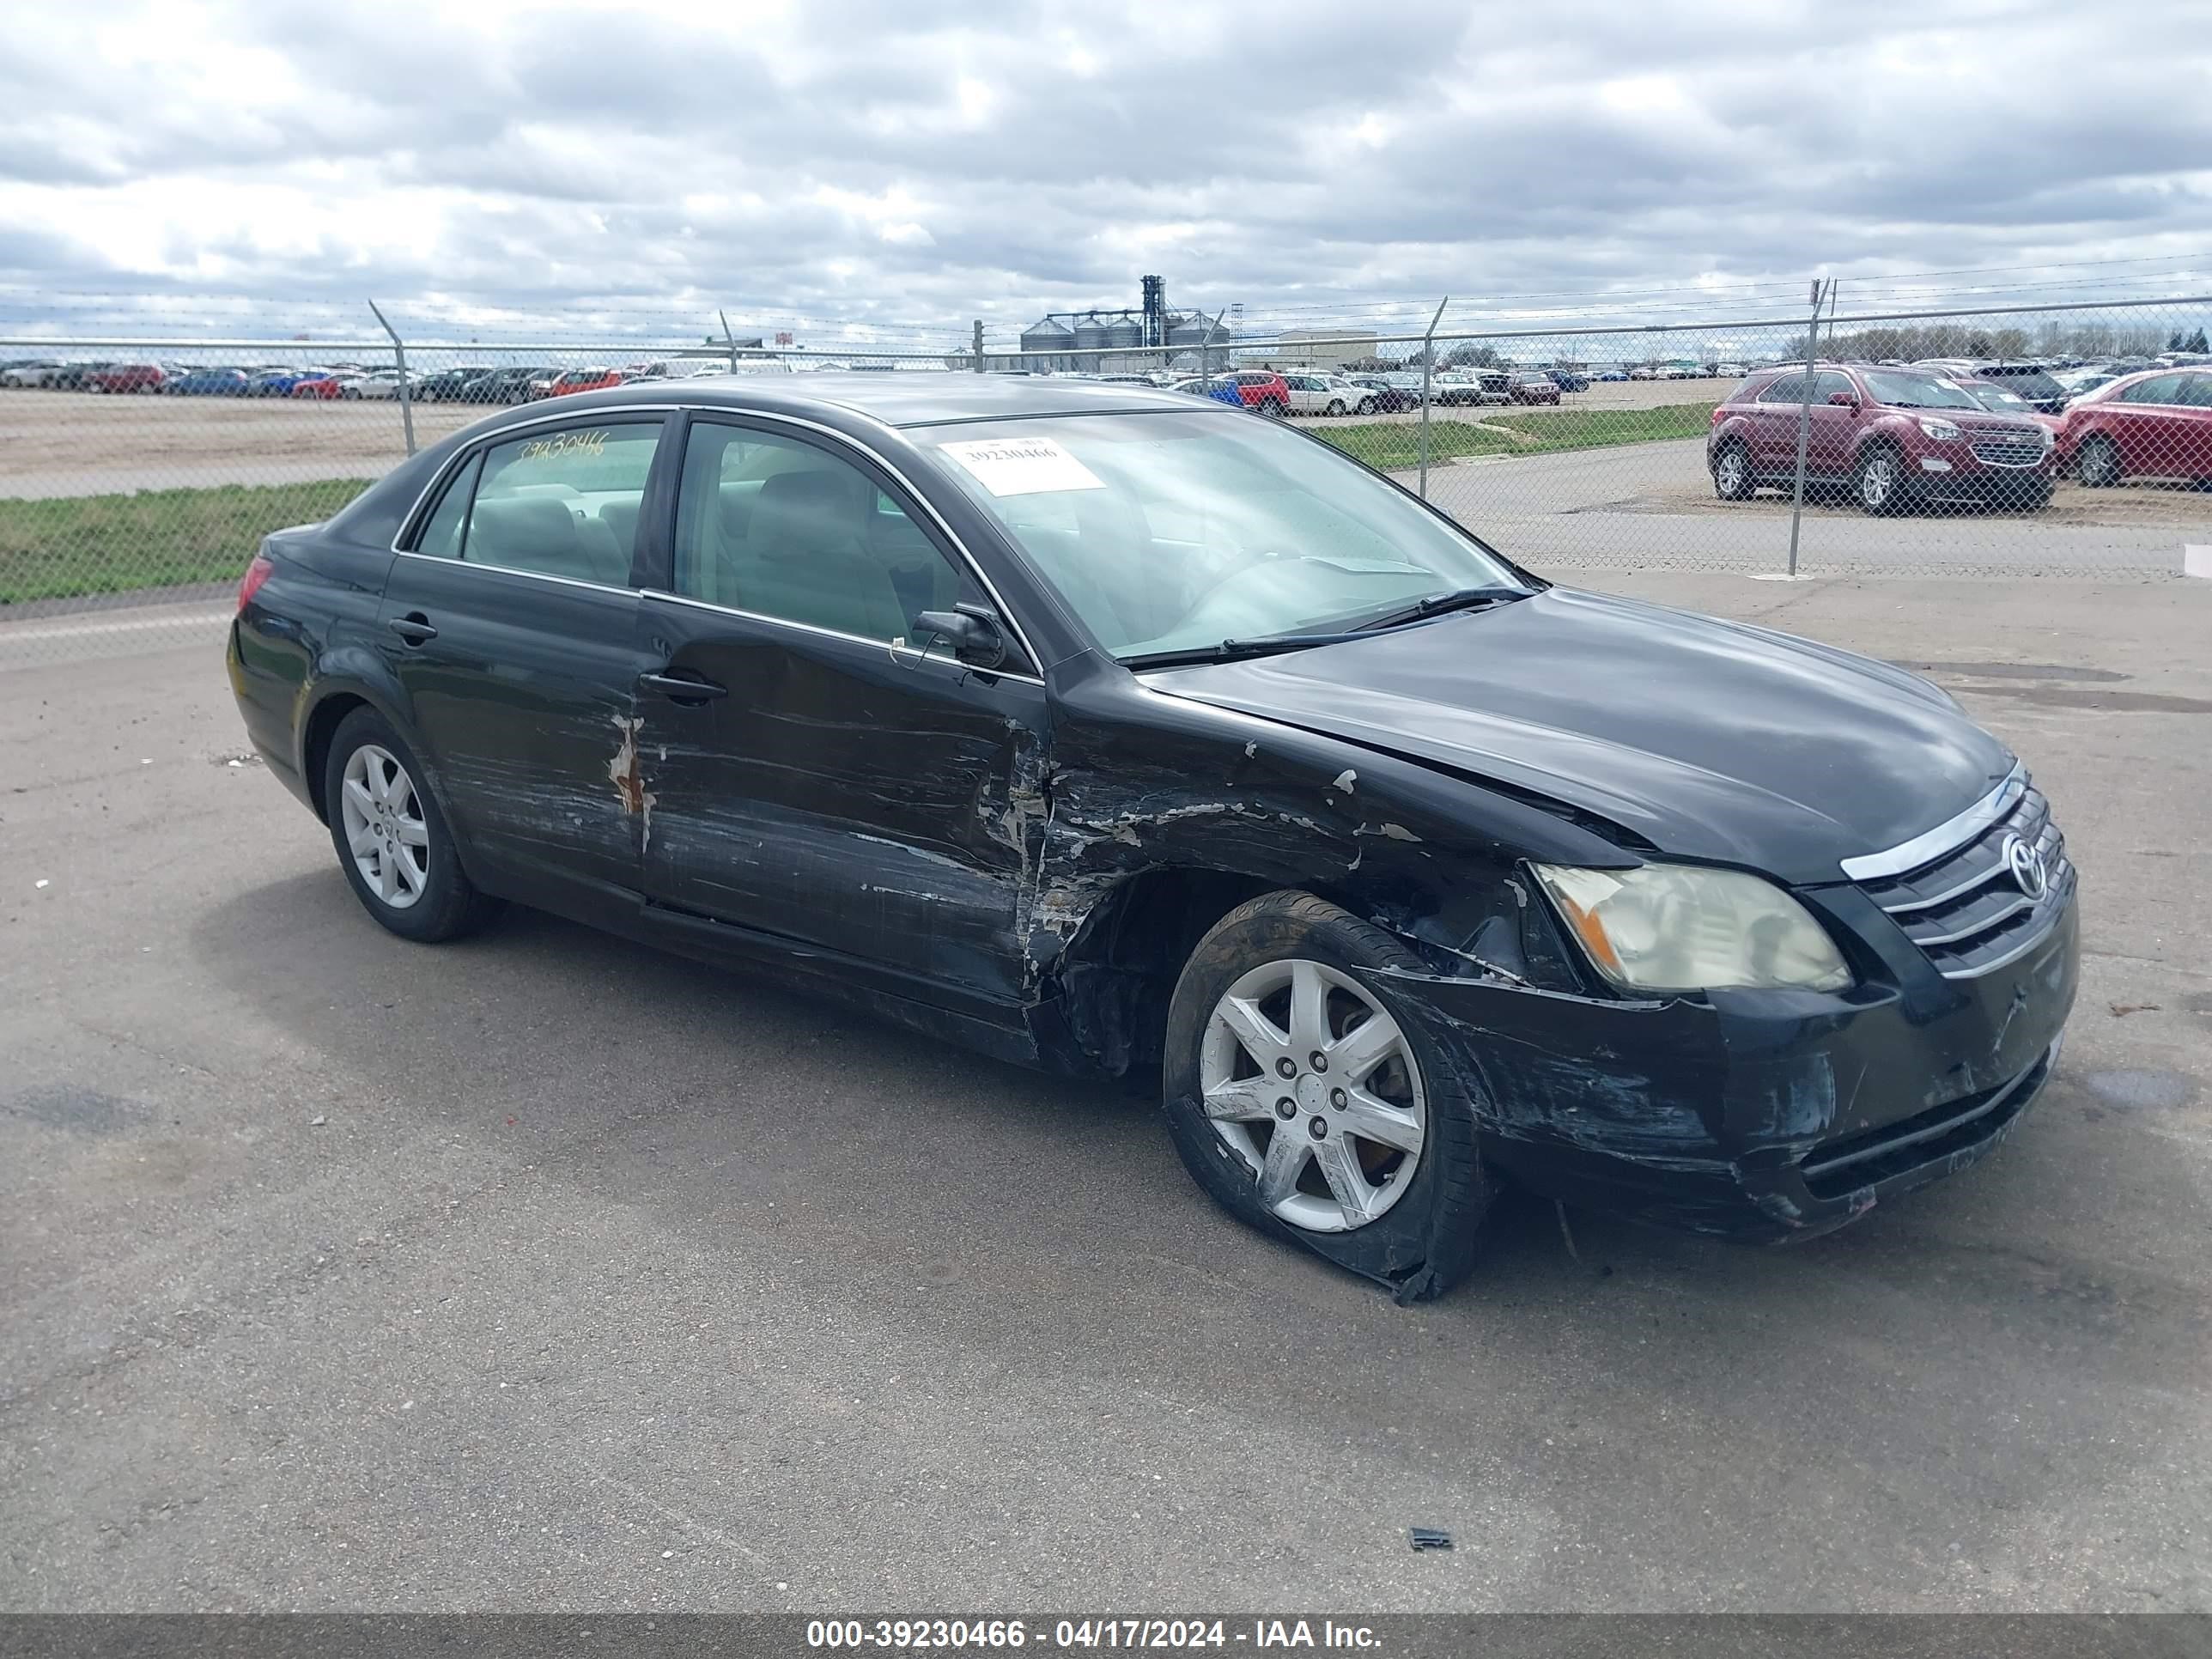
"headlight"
1532,863,1853,994
1917,416,1962,441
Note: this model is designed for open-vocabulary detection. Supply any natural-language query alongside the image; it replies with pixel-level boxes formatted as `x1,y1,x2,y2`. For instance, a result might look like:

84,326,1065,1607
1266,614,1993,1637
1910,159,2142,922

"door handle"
388,614,438,645
638,671,728,703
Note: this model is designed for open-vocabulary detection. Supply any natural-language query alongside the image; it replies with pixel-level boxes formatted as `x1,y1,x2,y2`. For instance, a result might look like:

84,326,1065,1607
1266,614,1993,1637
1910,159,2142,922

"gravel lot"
3,574,2208,1612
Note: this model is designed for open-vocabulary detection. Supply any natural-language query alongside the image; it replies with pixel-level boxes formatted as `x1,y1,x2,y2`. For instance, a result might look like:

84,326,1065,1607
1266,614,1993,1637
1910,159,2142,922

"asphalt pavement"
3,574,2209,1612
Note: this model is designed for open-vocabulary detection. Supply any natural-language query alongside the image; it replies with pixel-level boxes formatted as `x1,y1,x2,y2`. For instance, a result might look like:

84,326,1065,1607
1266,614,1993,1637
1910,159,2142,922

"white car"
1713,362,1747,378
1629,365,1664,380
1,360,64,387
1280,373,1378,416
343,368,415,400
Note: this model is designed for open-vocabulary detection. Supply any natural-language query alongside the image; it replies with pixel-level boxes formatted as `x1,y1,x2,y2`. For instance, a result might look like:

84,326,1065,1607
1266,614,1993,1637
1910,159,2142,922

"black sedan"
228,374,2078,1299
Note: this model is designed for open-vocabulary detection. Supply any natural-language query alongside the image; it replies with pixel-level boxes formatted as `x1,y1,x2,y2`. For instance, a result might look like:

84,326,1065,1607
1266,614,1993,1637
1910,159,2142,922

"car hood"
1140,586,2012,884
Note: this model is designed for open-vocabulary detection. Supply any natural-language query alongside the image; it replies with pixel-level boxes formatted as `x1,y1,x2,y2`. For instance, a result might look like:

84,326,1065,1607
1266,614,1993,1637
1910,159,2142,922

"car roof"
507,369,1229,428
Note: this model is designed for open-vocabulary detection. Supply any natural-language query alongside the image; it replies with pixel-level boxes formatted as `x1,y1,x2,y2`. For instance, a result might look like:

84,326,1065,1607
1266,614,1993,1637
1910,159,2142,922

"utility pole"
720,310,739,374
973,319,985,373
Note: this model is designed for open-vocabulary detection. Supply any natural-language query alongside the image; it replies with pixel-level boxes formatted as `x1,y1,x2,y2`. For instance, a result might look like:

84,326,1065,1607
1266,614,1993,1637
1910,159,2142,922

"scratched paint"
607,715,657,850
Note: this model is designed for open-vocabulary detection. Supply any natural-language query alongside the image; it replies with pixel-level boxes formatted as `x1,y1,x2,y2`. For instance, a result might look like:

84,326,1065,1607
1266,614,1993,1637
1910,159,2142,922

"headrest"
750,468,869,561
469,495,580,564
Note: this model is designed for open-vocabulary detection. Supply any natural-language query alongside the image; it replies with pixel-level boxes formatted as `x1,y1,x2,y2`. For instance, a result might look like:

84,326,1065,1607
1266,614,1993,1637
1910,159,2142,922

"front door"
634,416,1048,1015
378,416,669,913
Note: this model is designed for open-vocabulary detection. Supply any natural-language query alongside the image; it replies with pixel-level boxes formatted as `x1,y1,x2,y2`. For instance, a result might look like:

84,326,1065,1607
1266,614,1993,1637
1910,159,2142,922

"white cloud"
0,0,2204,344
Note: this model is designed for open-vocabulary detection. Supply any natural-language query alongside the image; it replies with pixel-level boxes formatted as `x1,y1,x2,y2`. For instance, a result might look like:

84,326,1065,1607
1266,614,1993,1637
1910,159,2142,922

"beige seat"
732,470,908,640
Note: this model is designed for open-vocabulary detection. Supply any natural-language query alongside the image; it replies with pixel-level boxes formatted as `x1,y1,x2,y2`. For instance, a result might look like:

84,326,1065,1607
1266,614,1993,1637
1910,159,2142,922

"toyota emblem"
2002,833,2049,901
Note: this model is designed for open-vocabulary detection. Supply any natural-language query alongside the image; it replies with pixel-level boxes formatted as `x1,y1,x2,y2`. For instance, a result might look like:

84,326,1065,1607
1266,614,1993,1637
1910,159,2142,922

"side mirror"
914,602,1009,670
1827,390,1859,407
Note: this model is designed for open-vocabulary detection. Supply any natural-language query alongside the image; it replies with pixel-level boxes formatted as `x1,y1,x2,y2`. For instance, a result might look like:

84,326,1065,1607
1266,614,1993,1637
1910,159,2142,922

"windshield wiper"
1354,585,1529,632
1121,631,1369,671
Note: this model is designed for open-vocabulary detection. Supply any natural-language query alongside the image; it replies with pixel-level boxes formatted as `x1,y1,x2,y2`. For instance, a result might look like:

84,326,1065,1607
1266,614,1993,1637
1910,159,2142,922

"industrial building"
1259,328,1384,369
1011,274,1231,373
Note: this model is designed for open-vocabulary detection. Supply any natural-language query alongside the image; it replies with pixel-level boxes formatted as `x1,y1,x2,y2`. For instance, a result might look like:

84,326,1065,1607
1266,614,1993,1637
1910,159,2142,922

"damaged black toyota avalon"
228,374,2077,1300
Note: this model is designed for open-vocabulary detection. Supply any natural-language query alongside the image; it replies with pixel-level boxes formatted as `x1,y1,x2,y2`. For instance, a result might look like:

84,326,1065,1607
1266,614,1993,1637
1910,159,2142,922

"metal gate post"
367,300,415,457
1418,295,1448,498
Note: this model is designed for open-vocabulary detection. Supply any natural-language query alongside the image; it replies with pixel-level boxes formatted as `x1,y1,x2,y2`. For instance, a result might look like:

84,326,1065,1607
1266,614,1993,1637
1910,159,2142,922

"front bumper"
1379,894,2078,1242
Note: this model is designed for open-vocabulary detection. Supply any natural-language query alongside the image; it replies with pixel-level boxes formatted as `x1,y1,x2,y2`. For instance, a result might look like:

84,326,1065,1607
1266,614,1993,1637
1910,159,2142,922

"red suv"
539,367,627,399
1707,362,2055,514
85,362,166,395
2054,367,2212,489
1218,370,1290,416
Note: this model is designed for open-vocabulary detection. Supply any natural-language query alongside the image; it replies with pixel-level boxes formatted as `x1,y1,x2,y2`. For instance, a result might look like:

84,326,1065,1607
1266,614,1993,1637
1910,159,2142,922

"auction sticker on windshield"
938,435,1105,496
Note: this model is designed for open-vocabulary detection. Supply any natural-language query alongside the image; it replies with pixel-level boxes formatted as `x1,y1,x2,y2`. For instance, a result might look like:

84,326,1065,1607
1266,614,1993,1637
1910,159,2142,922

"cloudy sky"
3,0,2209,344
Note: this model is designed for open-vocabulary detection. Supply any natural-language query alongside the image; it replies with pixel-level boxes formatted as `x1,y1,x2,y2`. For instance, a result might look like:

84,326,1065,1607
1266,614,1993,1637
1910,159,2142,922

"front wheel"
1324,398,1346,416
322,708,501,944
1162,890,1492,1303
1261,397,1286,418
2077,434,2124,489
1356,397,1376,415
1856,445,1910,515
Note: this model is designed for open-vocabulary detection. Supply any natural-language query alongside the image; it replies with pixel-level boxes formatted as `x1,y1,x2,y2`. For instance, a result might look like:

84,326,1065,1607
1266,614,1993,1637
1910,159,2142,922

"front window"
917,411,1529,660
1857,370,1983,410
1980,368,2064,402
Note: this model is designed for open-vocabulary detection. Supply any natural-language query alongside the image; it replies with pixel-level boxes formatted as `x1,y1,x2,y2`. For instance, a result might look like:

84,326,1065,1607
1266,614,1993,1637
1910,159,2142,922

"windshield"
1859,370,1983,410
917,410,1528,660
1960,381,2030,410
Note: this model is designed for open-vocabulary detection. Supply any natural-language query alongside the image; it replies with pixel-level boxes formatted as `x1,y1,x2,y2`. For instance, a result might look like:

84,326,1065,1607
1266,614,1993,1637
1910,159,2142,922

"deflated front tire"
1161,890,1493,1303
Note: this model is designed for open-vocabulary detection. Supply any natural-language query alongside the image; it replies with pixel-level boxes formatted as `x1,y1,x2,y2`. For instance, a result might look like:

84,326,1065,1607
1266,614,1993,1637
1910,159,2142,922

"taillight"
1710,405,1726,426
237,551,274,613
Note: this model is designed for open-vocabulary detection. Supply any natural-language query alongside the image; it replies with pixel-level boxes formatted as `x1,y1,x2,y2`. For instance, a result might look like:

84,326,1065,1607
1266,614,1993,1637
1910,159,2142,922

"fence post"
1417,295,1449,499
1785,278,1831,578
719,311,739,374
973,319,985,373
366,300,415,458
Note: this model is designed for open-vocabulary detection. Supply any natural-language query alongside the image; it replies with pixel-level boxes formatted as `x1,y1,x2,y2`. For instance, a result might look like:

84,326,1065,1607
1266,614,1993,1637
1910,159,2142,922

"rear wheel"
1261,397,1286,418
322,708,501,944
2077,434,2124,489
1162,890,1492,1303
1325,398,1346,416
1712,439,1755,501
1356,397,1376,416
1856,444,1911,515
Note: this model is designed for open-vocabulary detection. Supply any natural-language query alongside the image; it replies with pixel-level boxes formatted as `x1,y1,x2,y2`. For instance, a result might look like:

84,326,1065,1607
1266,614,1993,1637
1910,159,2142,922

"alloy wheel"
339,743,430,909
2079,437,2122,488
1199,958,1427,1233
1859,452,1897,511
1715,446,1749,498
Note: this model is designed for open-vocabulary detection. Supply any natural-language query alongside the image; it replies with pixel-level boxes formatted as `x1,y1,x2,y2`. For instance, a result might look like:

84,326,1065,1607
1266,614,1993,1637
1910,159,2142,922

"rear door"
1806,370,1862,476
2171,372,2212,477
634,415,1048,1013
1749,373,1810,472
378,416,668,915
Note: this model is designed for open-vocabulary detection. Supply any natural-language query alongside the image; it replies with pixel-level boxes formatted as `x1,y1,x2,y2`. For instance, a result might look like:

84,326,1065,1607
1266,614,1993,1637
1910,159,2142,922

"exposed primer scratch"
1331,769,1357,793
1243,741,1258,758
608,716,657,850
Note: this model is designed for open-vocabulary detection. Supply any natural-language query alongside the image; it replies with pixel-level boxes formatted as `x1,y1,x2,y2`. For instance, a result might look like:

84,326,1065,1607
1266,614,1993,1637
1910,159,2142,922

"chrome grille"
1853,780,2073,979
1966,429,2047,467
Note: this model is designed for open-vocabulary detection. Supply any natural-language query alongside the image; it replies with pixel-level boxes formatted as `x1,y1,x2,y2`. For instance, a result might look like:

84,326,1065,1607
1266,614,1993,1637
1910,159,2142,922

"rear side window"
414,453,482,560
413,421,663,585
1756,374,1810,404
2173,373,2212,408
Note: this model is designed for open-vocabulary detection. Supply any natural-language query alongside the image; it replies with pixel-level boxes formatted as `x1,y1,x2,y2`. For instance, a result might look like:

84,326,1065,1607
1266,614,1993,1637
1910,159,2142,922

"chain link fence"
3,292,2208,663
